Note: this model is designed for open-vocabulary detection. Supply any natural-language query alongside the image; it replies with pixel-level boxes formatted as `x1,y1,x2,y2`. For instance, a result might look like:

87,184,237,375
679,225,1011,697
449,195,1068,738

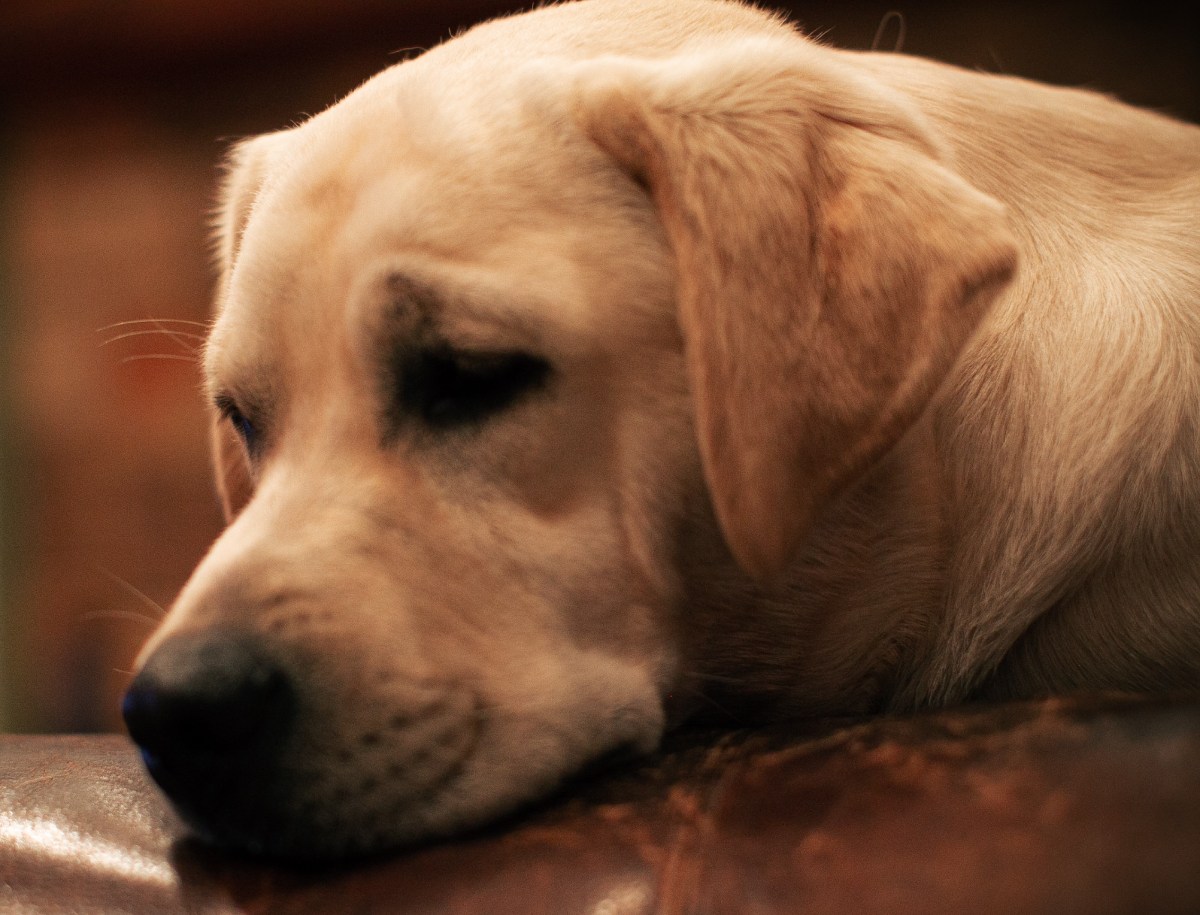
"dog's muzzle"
122,626,493,859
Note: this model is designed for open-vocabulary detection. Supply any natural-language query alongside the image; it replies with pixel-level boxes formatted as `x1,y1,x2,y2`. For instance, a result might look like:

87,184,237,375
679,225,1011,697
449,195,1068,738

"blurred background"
0,0,1196,734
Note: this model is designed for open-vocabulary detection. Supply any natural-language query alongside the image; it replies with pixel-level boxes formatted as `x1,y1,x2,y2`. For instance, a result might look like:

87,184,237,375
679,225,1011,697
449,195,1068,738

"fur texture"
129,0,1200,858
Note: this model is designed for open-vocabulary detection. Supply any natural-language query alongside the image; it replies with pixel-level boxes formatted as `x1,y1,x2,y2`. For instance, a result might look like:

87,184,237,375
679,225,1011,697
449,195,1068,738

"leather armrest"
3,694,1199,913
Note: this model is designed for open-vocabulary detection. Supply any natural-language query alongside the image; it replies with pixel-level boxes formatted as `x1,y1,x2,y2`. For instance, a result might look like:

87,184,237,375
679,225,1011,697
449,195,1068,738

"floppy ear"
571,38,1017,579
207,133,282,522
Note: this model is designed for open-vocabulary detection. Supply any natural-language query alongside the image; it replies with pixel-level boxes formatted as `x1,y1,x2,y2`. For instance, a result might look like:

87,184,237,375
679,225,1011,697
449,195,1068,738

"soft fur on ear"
571,37,1017,580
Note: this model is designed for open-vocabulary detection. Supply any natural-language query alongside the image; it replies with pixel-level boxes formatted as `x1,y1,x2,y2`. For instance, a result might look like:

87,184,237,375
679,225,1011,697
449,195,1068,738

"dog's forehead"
206,0,795,378
212,99,512,317
208,60,674,393
213,0,791,340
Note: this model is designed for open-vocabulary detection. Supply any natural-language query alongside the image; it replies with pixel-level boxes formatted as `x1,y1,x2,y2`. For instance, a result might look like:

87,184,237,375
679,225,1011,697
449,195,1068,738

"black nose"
123,630,295,774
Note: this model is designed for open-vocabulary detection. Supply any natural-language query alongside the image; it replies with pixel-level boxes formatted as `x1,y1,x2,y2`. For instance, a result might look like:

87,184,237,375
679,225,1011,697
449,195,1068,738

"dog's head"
123,0,1014,859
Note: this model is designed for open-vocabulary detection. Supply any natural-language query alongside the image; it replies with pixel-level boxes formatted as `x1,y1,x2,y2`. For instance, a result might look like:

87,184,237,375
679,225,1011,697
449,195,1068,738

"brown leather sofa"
3,694,1199,914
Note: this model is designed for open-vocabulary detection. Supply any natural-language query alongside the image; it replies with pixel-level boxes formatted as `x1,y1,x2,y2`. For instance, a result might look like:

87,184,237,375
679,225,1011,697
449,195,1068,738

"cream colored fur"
137,0,1200,852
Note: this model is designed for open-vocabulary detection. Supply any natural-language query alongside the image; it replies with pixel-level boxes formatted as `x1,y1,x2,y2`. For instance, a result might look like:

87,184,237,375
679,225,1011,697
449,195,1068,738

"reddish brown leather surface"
3,695,1199,914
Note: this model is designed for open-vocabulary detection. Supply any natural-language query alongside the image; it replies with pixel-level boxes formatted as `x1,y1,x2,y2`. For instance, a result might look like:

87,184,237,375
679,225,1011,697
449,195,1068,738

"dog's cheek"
275,598,669,854
210,412,254,521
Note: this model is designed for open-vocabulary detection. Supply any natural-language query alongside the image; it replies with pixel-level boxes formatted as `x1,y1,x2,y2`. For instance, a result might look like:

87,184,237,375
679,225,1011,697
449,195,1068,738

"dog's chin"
144,726,476,861
151,751,473,862
148,713,662,862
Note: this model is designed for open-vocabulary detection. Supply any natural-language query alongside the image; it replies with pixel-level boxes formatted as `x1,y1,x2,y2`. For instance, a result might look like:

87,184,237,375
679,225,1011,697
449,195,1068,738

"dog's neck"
675,414,951,722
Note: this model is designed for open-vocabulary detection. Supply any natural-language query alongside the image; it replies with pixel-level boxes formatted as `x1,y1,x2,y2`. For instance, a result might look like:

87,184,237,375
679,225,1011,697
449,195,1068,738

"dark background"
1,0,1196,733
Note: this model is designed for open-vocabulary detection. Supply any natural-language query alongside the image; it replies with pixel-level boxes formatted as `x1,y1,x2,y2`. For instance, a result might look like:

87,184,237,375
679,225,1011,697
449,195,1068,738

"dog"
122,0,1200,859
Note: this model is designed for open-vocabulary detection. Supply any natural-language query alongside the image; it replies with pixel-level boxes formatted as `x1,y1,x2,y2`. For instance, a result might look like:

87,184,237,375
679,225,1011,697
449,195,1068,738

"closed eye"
215,396,261,455
399,347,552,429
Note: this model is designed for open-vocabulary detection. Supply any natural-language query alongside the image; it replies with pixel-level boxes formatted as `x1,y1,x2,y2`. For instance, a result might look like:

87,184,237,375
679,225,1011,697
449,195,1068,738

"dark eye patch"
398,347,551,430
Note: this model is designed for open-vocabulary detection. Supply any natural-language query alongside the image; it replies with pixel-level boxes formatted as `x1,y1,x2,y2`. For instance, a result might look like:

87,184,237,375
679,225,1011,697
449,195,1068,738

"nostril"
123,631,295,759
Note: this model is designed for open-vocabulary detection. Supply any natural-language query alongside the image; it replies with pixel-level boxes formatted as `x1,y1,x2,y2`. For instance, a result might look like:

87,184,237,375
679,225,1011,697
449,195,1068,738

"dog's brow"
383,272,441,340
379,270,542,350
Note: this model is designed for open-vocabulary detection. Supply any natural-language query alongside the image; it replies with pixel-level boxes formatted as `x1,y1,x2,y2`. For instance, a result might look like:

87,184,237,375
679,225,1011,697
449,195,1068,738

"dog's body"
123,0,1200,858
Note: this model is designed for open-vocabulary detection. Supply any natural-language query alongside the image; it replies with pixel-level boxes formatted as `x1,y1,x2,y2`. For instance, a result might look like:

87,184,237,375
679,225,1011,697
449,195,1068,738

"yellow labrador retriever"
123,0,1200,858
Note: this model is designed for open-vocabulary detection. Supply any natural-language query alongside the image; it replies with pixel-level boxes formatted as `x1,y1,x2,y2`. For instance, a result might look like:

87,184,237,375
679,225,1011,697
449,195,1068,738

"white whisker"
94,567,168,619
97,318,209,332
101,329,206,348
80,609,162,629
99,317,209,357
119,353,198,365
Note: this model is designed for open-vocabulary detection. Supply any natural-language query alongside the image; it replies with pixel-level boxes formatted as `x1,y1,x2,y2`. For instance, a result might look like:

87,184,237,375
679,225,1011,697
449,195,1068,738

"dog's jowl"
122,0,1200,859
